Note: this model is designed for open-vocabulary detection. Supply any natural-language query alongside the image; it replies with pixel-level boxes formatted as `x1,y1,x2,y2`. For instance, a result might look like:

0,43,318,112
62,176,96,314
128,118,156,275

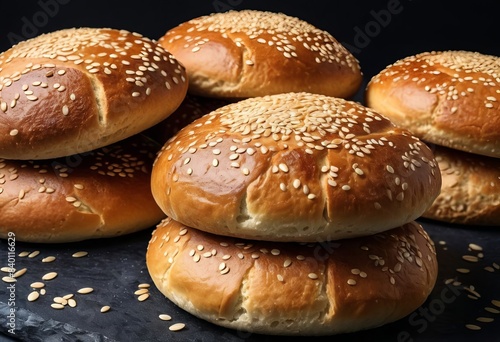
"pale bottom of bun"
422,145,500,225
146,218,438,336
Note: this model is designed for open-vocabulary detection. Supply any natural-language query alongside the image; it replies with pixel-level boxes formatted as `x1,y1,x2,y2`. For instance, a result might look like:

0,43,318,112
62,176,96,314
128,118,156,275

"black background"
2,0,500,94
1,1,500,341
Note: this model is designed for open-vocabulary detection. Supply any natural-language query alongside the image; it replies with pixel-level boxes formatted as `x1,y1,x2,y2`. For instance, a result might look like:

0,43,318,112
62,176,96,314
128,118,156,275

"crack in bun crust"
159,10,362,99
146,218,438,336
151,92,442,242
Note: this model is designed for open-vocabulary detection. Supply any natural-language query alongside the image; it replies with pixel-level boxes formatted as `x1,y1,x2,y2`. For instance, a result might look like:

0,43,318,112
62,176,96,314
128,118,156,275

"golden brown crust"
365,50,500,158
146,218,438,335
144,94,229,145
0,134,165,243
422,145,500,225
151,92,442,242
0,27,188,160
158,10,362,99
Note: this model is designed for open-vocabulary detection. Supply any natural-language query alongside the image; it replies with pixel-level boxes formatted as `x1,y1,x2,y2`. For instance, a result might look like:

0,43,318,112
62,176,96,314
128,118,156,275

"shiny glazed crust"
0,135,165,242
159,10,362,99
146,218,438,335
366,50,500,158
151,92,442,242
0,27,188,159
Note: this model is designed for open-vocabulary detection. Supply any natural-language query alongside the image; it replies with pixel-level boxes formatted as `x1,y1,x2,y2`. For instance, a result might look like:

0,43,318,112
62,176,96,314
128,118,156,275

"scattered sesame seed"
42,256,56,263
137,293,150,301
72,251,88,258
77,287,94,294
465,324,481,331
51,303,65,310
42,272,58,281
27,291,40,302
168,323,185,332
100,305,111,313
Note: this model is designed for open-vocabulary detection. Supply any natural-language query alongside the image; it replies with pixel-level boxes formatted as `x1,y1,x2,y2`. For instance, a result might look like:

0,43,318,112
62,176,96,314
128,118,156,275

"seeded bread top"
151,92,441,242
0,27,188,160
159,10,362,99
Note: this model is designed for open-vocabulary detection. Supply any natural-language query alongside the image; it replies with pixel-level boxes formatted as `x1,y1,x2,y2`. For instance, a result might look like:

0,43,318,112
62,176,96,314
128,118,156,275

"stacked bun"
366,50,500,225
147,92,441,335
0,27,188,242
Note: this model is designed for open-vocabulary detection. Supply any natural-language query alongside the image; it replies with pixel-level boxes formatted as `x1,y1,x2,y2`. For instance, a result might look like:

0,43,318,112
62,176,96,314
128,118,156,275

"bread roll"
0,134,165,243
158,10,362,99
144,94,228,145
146,218,438,335
422,145,500,225
151,92,442,242
0,27,188,160
365,50,500,158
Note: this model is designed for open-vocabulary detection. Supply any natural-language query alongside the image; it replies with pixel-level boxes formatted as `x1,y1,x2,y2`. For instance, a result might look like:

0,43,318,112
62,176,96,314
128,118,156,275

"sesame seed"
2,276,16,283
347,279,357,285
42,272,57,281
159,314,172,321
28,291,40,302
12,268,27,278
137,293,150,301
9,129,19,136
278,163,289,172
100,305,111,313
476,315,493,323
485,307,500,314
465,324,481,331
462,255,479,262
72,251,88,258
51,303,65,310
169,323,186,332
308,273,318,279
469,243,483,251
77,287,94,294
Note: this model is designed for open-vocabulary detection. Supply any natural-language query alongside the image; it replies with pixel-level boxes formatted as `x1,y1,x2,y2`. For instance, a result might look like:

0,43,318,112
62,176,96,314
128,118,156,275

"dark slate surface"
1,1,500,341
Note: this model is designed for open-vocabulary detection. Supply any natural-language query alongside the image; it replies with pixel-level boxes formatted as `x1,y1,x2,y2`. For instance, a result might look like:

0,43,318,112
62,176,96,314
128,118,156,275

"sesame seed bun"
158,10,362,99
151,92,442,242
365,50,500,158
0,27,188,160
144,94,229,145
146,218,438,335
422,145,500,225
0,134,165,243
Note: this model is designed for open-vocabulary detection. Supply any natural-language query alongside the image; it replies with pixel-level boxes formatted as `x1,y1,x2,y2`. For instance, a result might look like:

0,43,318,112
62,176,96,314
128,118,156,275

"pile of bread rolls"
4,7,495,337
0,27,188,242
366,50,500,225
146,10,441,336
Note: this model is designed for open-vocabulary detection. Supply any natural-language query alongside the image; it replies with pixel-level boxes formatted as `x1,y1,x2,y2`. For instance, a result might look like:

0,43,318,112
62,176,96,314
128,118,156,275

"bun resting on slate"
146,218,438,336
